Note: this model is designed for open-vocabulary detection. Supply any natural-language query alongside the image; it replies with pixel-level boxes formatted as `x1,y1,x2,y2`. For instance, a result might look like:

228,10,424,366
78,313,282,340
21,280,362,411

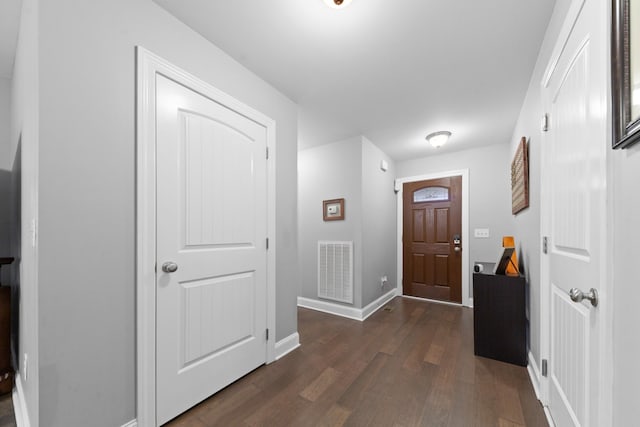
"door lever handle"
569,287,598,307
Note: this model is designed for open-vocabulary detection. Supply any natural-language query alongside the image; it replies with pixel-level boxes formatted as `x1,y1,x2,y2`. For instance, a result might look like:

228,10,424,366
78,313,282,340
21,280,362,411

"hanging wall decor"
612,0,640,148
323,198,345,221
511,137,529,215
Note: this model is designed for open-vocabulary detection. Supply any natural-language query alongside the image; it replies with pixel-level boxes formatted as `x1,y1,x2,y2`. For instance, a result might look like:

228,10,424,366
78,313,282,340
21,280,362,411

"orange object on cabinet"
503,236,519,276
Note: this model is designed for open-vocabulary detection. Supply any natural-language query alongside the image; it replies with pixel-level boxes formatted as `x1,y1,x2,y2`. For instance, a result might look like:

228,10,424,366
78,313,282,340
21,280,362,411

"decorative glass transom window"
413,186,449,202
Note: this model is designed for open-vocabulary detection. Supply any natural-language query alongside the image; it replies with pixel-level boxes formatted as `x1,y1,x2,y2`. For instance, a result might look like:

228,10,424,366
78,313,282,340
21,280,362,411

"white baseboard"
298,289,397,322
121,420,137,427
13,373,31,427
527,351,542,400
361,289,398,320
544,406,555,427
297,297,363,320
401,294,462,307
274,332,300,360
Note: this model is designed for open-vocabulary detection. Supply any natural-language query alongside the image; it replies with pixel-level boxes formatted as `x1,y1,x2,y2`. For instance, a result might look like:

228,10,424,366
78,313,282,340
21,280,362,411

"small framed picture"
323,198,345,221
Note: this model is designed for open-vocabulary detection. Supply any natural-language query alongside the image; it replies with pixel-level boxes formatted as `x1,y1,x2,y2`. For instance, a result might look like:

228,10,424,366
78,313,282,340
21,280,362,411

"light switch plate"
474,228,490,238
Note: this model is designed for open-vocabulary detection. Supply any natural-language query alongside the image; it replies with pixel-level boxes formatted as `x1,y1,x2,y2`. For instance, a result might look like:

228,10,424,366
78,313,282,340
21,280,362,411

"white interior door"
155,74,268,425
542,0,607,425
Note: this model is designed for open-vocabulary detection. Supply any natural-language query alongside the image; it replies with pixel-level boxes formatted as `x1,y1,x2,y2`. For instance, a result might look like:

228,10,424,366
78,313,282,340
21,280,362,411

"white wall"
298,136,397,309
611,126,640,424
0,77,10,284
361,138,396,306
509,0,572,369
10,0,39,425
30,0,299,426
396,143,515,296
298,137,364,307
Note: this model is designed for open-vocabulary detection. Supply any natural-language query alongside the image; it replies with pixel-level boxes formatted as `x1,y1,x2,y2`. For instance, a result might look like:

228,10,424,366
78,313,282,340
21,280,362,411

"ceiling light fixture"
323,0,353,9
426,131,452,148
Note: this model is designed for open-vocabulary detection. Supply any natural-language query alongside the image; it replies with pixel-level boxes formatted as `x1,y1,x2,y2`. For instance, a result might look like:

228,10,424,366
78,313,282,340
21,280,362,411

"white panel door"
155,74,268,425
543,0,607,425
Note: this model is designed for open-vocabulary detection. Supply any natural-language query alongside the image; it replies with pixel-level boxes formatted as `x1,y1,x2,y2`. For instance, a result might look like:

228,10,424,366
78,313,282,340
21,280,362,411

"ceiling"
1,1,557,160
154,0,556,160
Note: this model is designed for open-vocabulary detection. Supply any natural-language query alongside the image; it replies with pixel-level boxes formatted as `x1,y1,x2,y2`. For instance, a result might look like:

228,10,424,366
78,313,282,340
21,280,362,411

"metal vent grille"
318,241,353,304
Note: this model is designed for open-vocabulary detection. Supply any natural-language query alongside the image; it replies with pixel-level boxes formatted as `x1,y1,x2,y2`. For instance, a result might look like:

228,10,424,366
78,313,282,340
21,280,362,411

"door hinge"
541,113,549,132
542,359,548,377
266,238,269,250
543,236,548,254
266,328,269,340
266,147,269,159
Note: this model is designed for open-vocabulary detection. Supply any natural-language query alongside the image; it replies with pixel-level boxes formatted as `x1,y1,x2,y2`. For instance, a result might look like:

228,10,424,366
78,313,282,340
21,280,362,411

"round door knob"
569,287,598,307
162,262,178,273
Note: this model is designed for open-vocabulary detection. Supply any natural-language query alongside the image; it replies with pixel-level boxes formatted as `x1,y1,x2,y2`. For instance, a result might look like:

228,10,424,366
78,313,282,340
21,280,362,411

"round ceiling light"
426,131,452,148
323,0,353,9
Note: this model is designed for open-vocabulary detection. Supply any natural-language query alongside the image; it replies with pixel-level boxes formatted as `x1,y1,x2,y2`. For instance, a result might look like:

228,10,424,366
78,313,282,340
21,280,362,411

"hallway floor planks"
0,394,15,427
166,297,547,427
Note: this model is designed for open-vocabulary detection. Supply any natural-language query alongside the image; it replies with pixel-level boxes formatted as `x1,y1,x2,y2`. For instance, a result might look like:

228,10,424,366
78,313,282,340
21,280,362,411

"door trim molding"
526,351,542,401
135,47,277,427
394,170,470,307
13,373,31,427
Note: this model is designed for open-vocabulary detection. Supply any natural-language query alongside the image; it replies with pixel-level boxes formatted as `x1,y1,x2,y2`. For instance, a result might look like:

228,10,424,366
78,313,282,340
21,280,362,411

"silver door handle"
569,287,598,307
162,262,178,273
454,247,461,252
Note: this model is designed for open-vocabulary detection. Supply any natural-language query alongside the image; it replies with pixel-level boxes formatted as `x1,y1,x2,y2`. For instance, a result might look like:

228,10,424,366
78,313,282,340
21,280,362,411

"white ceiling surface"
0,1,557,158
154,0,556,160
0,0,22,79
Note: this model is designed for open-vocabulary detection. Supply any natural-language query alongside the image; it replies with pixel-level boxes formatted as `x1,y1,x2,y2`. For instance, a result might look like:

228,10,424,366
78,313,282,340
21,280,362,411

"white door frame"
394,169,471,307
538,0,613,424
135,47,277,427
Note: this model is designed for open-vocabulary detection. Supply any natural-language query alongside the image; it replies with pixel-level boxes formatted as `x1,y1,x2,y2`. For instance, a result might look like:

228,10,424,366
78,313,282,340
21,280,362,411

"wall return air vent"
318,241,354,304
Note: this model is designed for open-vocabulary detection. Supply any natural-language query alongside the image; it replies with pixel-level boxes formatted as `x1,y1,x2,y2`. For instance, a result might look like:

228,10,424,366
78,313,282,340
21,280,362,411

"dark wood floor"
0,394,16,427
166,297,547,427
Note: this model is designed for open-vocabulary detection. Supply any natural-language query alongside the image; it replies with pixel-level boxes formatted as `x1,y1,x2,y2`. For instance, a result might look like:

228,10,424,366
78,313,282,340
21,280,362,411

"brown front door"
403,176,462,303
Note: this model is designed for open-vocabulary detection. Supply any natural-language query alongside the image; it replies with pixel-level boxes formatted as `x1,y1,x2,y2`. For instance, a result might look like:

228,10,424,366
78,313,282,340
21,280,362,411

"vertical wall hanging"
511,137,529,214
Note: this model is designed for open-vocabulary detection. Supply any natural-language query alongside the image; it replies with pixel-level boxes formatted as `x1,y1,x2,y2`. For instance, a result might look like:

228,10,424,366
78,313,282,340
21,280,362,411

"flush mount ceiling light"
323,0,353,9
426,131,452,148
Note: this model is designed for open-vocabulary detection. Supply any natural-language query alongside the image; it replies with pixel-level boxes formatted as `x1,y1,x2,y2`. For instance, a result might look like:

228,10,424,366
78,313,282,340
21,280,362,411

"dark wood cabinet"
473,263,526,366
0,258,13,394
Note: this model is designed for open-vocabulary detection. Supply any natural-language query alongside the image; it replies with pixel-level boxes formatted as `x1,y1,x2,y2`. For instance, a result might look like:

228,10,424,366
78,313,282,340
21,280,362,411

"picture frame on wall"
323,198,345,221
511,137,529,215
612,0,640,149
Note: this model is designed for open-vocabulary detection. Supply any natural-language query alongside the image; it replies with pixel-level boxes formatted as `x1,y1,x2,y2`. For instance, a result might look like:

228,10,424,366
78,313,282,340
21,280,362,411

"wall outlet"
474,228,490,238
380,275,388,288
23,353,28,381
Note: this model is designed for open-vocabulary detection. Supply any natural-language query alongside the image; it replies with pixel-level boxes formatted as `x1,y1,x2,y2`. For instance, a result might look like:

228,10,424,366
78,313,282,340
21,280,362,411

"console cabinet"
473,263,526,366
